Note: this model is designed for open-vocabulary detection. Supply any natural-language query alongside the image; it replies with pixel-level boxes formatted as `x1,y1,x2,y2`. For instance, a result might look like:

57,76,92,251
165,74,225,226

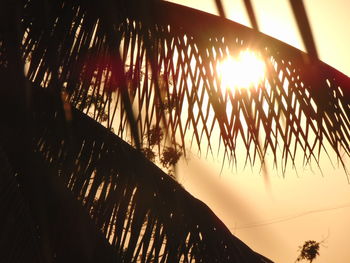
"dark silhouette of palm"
1,0,350,262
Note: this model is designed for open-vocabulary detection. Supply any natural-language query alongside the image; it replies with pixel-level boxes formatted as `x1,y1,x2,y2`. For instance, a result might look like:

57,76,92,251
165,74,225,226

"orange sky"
166,0,350,262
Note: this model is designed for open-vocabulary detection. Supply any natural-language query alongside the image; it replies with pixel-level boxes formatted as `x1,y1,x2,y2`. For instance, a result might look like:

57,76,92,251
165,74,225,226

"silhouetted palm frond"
17,0,350,173
2,0,348,262
1,87,272,262
243,0,259,30
0,146,121,263
289,0,318,60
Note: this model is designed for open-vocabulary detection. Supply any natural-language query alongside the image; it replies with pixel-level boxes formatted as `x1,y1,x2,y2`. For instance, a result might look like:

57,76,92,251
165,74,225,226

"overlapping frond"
19,0,350,173
3,0,349,261
0,145,121,263
4,0,349,262
26,87,269,262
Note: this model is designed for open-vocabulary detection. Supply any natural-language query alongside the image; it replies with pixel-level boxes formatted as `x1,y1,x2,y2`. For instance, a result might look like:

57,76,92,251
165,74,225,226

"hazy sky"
165,0,350,262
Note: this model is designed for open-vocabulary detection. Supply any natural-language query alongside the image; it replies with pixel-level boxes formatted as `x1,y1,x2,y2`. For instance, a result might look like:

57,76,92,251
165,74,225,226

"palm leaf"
289,0,318,60
2,0,348,262
243,0,260,30
0,147,121,263
17,0,350,174
2,86,271,262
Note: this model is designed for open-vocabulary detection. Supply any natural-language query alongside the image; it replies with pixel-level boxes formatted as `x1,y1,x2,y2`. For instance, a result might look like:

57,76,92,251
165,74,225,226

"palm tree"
1,0,350,262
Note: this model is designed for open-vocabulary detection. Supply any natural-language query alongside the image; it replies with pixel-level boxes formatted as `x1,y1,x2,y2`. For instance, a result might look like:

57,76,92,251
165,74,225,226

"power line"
234,202,350,230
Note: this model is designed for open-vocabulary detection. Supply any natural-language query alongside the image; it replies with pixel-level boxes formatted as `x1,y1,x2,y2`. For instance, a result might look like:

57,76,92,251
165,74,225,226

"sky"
165,0,350,262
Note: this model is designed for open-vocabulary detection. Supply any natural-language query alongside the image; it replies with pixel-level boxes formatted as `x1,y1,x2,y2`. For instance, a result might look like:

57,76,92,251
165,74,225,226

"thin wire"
235,202,350,230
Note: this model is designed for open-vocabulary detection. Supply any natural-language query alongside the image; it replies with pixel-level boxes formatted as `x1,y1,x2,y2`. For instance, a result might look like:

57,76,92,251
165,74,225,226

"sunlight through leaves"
217,50,266,90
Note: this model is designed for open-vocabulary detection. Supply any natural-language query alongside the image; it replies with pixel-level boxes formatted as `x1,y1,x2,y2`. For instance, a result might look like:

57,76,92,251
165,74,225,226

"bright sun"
217,50,266,90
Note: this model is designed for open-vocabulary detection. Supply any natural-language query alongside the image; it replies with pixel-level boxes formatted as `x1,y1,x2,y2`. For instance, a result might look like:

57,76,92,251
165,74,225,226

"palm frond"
243,0,259,30
17,0,350,173
214,0,226,18
289,0,318,60
1,97,121,262
11,87,269,262
4,0,348,262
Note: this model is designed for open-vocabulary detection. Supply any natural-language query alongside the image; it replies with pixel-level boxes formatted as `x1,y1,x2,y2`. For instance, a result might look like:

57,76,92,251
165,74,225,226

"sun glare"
217,50,266,90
